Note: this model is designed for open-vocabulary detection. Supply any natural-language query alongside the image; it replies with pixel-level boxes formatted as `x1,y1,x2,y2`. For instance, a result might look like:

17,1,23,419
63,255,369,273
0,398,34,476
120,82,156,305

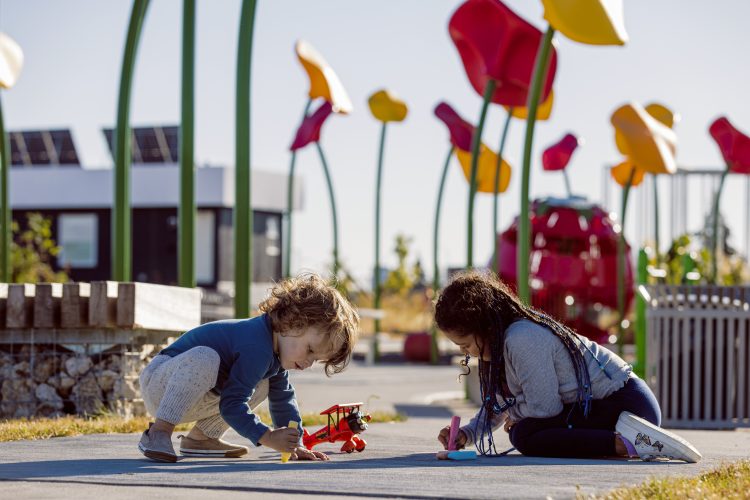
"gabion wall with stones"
0,342,165,419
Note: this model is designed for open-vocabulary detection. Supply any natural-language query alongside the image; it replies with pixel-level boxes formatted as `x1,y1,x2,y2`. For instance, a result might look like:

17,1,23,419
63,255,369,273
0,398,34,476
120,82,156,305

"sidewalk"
1,362,748,499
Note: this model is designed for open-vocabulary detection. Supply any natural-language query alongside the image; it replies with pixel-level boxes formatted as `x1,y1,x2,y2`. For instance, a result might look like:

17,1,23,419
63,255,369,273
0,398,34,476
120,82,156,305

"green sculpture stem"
233,0,258,317
284,97,313,278
492,110,513,275
0,97,10,281
517,26,555,303
178,0,196,288
467,79,496,269
431,145,454,364
652,174,660,265
634,248,648,378
373,123,387,362
710,166,730,285
617,167,636,357
113,0,151,281
315,142,340,277
562,170,572,198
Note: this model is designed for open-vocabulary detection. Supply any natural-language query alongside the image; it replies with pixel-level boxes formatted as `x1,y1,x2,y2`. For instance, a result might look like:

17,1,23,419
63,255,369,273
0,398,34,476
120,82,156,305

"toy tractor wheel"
341,441,356,454
355,438,367,452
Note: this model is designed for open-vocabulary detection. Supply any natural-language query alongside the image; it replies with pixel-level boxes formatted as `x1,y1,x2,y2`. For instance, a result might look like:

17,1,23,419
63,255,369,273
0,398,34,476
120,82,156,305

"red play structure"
491,197,634,344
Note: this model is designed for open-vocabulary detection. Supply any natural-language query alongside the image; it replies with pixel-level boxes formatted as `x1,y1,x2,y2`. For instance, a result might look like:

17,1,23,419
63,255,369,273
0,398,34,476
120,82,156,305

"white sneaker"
616,412,702,463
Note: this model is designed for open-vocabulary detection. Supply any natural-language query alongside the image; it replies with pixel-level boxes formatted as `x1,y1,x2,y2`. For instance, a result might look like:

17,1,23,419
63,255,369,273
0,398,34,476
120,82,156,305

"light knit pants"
139,346,269,439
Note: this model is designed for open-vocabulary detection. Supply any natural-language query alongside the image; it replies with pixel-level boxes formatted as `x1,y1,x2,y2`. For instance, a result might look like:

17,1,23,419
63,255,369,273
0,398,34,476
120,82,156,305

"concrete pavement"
1,362,749,499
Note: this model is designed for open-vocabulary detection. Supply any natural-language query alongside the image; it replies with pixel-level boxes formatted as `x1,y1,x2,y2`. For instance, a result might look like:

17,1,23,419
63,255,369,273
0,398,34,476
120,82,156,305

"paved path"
1,363,748,499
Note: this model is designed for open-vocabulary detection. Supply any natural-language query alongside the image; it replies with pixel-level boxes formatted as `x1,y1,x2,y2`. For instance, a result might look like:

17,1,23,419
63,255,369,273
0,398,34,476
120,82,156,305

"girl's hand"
504,419,516,433
258,428,299,452
437,425,467,450
291,447,329,461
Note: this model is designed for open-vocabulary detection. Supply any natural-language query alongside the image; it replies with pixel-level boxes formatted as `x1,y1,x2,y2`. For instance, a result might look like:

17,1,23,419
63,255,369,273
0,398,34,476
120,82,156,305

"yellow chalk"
280,421,298,463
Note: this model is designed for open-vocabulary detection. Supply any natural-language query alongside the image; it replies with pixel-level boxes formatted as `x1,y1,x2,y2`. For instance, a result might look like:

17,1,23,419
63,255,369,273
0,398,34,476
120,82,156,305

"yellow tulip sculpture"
0,32,24,281
541,0,628,46
614,102,679,260
286,40,352,279
295,39,352,114
516,0,629,302
456,144,512,195
609,101,677,356
368,89,408,362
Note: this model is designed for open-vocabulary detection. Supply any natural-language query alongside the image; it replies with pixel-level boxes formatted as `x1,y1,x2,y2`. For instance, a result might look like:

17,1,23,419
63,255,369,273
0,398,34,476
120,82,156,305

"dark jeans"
509,377,660,458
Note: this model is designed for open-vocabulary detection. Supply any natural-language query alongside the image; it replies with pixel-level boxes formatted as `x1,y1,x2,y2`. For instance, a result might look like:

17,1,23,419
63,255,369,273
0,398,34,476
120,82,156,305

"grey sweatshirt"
461,319,632,442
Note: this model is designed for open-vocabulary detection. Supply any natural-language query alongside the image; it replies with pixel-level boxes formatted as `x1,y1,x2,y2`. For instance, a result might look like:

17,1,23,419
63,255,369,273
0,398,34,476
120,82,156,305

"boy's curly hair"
258,273,359,376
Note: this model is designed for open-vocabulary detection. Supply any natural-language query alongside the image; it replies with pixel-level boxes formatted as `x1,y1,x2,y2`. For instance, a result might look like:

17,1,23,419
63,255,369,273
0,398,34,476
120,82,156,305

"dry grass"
356,291,435,335
0,410,406,442
583,460,750,500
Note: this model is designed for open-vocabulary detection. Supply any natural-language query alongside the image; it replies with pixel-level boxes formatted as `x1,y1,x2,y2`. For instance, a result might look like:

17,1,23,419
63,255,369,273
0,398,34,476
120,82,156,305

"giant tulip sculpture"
510,0,627,302
542,132,580,197
615,103,678,261
369,89,408,362
448,0,557,270
610,102,676,354
286,40,352,278
0,32,23,282
288,101,342,278
708,117,750,284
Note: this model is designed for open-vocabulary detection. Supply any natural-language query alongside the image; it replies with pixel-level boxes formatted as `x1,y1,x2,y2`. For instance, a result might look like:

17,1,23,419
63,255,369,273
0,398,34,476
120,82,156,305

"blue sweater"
160,314,301,446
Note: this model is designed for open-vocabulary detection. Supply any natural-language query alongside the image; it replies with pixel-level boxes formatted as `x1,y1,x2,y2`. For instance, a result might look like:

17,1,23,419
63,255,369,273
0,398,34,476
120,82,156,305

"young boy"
137,274,359,462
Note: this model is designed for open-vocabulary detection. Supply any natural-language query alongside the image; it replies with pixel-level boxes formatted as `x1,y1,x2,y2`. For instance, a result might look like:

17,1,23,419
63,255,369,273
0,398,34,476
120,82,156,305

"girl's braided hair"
434,270,593,454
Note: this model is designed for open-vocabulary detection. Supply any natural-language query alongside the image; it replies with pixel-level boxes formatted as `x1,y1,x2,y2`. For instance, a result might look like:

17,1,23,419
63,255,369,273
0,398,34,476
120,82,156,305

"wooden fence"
642,285,750,429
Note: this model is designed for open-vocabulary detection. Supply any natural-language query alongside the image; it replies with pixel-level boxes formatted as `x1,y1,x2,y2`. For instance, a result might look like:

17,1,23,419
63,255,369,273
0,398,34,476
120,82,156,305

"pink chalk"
448,415,461,451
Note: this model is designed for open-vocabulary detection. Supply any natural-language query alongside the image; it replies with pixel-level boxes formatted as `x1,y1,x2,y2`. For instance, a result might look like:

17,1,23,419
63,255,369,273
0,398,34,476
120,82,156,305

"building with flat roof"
8,126,302,296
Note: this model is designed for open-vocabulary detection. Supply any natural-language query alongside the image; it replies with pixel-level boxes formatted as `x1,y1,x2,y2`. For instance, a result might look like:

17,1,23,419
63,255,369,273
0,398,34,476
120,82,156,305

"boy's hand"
291,446,329,461
437,425,467,450
258,427,299,452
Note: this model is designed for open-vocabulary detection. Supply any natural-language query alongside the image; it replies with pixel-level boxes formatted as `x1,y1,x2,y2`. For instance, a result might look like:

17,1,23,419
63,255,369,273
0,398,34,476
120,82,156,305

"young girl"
435,271,701,462
137,274,359,462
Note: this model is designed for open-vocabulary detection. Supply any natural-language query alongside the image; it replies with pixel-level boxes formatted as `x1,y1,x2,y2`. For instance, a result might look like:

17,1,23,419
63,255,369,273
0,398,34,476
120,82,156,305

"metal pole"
373,123,387,362
284,98,313,278
467,80,496,269
315,142,340,277
0,97,10,281
517,26,555,303
432,146,454,364
493,111,513,275
178,0,196,288
113,0,151,281
233,0,258,317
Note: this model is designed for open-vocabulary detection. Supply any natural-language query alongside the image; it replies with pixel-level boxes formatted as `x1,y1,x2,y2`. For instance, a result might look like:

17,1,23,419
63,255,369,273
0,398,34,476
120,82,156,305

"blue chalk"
447,450,477,460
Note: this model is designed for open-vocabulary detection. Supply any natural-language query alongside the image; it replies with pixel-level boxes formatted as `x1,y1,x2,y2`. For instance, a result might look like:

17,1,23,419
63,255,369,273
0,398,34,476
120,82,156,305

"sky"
2,0,750,287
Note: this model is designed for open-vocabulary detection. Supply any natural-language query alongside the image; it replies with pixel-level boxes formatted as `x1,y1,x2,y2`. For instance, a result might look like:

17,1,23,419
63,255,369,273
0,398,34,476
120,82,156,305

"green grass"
0,410,406,442
583,460,750,500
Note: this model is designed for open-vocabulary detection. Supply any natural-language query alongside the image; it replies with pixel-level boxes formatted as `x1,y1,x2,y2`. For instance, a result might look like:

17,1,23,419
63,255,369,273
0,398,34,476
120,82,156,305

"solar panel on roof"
9,129,80,166
103,126,179,164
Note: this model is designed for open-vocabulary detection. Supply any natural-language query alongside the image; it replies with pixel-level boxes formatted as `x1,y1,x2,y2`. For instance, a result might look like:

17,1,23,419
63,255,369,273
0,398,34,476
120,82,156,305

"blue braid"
474,321,515,456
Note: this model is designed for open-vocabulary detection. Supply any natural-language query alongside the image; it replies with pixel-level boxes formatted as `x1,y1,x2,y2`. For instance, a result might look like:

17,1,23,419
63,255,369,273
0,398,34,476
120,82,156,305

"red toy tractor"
302,402,371,453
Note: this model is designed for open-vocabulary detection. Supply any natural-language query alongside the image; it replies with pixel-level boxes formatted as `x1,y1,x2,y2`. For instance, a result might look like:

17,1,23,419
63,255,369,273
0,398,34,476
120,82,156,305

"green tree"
411,258,426,289
383,234,414,296
11,212,68,283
